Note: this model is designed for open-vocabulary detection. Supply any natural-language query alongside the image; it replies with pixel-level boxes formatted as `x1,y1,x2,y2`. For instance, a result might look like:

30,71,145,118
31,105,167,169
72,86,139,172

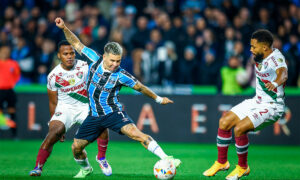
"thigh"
103,111,134,135
231,99,256,121
249,104,284,131
49,105,72,132
75,115,105,143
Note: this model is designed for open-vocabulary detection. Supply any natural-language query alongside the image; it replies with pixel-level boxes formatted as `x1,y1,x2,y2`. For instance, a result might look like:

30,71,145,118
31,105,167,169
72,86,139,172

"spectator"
0,45,20,138
178,46,197,84
221,56,247,95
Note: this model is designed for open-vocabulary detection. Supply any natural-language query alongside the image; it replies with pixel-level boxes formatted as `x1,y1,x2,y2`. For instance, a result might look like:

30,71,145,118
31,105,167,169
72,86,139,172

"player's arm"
132,81,174,105
47,89,58,117
55,17,99,64
55,17,84,54
265,67,288,91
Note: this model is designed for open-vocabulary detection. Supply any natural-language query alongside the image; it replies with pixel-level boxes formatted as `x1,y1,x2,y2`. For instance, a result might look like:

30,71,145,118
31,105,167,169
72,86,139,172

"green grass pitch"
0,140,299,180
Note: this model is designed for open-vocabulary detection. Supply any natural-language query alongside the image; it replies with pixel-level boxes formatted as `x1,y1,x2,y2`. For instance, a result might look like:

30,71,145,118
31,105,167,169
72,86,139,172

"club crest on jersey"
76,71,83,79
76,67,81,70
68,79,75,85
257,64,262,71
55,112,62,116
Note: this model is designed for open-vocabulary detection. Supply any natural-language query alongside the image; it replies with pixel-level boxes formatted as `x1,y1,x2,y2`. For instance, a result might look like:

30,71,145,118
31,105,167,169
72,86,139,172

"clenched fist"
55,17,65,29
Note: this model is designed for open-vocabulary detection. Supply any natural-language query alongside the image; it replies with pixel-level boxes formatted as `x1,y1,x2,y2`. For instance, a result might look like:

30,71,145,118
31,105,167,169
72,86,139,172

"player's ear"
57,52,61,59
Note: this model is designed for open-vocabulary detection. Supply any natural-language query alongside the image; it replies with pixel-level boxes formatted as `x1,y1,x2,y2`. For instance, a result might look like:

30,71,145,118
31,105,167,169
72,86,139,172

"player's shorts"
0,89,17,109
75,111,134,142
231,98,284,131
50,104,89,132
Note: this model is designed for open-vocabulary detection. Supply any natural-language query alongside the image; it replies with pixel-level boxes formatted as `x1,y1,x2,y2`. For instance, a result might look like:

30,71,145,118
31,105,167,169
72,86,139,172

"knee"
72,143,82,154
234,125,244,137
219,116,231,130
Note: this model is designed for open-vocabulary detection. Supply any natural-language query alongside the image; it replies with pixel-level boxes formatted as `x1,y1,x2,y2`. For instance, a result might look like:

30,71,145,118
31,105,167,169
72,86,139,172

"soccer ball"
153,159,176,179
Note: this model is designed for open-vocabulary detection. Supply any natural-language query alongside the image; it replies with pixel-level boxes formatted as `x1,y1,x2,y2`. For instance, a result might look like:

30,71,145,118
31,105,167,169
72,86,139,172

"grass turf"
0,140,299,180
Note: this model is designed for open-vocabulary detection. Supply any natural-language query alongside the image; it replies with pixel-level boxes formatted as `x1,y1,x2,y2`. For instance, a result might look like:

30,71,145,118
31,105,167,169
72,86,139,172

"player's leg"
6,89,17,138
225,117,253,180
121,123,181,167
72,115,105,178
95,128,112,176
29,120,65,176
203,111,240,176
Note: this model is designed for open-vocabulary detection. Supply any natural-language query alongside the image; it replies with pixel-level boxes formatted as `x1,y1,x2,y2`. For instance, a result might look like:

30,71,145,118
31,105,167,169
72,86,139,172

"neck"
61,64,73,71
263,48,273,59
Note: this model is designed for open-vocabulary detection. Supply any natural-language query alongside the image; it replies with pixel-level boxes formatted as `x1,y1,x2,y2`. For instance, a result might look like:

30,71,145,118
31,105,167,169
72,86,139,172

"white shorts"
231,98,284,130
50,104,89,132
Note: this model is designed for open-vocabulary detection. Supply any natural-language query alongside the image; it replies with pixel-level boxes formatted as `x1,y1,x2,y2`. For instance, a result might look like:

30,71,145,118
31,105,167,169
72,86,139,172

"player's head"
57,40,76,70
0,44,11,60
250,29,273,63
103,42,123,72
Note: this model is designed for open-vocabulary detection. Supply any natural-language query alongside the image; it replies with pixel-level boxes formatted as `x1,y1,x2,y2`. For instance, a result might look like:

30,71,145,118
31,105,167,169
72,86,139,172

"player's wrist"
155,96,163,104
272,82,278,88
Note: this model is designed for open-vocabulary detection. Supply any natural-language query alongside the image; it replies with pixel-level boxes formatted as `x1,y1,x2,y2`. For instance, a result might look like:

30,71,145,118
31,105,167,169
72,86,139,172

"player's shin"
235,134,249,168
97,138,108,160
35,149,50,170
147,139,168,159
217,128,232,164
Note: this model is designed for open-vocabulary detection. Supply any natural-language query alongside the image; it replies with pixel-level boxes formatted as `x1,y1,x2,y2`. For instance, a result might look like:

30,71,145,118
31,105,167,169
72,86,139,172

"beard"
253,53,264,63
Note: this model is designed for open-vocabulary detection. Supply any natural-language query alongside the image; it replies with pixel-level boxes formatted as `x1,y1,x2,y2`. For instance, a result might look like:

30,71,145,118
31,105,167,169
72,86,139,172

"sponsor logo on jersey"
60,82,86,93
277,58,283,62
58,72,63,76
68,79,75,85
252,113,259,120
55,112,62,116
255,70,270,77
76,71,83,79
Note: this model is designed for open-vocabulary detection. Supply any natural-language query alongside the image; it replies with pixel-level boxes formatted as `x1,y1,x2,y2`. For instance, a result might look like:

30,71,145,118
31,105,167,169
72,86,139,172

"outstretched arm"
265,67,288,91
133,81,174,105
55,17,84,54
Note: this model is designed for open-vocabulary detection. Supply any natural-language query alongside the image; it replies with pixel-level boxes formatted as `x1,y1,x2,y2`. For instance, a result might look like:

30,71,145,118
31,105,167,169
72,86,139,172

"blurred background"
0,0,299,143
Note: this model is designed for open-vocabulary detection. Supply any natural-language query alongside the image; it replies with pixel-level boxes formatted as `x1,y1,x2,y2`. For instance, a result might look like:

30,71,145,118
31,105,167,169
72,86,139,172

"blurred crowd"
0,0,300,94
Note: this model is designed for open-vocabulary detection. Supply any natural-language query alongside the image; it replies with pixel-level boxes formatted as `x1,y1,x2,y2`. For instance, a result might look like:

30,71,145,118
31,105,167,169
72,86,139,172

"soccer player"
203,29,288,179
55,17,181,178
29,41,112,177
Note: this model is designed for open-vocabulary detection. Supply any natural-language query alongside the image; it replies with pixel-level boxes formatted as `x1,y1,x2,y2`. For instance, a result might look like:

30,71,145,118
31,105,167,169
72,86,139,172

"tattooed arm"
132,81,174,105
55,17,84,54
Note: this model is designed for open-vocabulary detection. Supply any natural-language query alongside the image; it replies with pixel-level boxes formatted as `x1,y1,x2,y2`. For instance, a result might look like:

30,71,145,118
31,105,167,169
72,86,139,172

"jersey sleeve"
118,69,137,88
270,55,287,70
47,73,57,91
81,46,101,65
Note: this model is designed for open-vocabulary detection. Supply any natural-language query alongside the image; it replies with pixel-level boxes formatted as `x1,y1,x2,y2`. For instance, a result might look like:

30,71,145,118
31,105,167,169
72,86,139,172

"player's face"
250,39,265,63
103,53,122,72
58,45,76,70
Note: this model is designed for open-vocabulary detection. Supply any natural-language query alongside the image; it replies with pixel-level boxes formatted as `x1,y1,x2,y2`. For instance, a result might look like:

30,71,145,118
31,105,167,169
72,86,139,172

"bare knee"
219,117,232,130
99,128,109,140
234,125,244,137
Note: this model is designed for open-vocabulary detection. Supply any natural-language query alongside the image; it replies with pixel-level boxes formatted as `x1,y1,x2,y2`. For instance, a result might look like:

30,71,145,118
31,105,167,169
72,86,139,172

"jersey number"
259,109,269,116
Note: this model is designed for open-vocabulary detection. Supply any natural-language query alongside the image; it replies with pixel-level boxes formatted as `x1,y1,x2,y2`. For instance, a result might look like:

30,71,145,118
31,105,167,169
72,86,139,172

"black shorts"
75,111,134,142
0,89,17,109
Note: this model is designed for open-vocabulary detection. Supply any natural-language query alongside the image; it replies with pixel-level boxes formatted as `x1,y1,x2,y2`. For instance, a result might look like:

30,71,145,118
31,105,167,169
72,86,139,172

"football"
153,159,176,179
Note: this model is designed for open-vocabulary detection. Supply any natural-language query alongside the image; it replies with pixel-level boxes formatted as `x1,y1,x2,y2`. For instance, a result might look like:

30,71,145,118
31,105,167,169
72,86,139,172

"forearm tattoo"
63,28,83,53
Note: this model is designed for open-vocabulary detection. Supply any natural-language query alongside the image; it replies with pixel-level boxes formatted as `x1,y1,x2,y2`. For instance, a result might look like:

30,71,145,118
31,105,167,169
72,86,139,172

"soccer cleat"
203,161,230,177
225,165,250,180
73,167,93,178
29,167,42,176
96,156,112,176
163,156,182,168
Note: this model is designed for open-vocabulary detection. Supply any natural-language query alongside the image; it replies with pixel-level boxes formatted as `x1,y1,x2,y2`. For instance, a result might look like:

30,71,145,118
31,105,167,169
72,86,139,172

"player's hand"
265,82,276,91
55,17,65,29
161,97,174,105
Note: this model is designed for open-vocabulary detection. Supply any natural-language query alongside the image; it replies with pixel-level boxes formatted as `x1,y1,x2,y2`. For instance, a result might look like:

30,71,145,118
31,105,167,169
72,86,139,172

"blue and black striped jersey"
81,46,137,116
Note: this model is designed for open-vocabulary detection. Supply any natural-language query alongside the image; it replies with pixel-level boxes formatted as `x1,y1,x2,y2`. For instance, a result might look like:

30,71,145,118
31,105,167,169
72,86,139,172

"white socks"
74,158,91,170
147,140,167,159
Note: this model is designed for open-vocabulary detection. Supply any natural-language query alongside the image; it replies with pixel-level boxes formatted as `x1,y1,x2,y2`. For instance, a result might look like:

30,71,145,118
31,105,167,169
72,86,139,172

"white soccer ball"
153,159,176,180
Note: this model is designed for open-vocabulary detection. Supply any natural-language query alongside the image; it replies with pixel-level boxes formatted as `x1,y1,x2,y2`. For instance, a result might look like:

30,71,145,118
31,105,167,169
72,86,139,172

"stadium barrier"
0,94,299,145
